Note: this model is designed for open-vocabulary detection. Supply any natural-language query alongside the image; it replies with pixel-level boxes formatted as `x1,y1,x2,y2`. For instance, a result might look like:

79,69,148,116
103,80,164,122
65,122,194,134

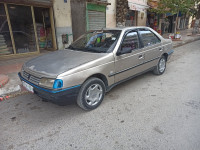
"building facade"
128,0,149,26
116,0,148,27
0,0,114,59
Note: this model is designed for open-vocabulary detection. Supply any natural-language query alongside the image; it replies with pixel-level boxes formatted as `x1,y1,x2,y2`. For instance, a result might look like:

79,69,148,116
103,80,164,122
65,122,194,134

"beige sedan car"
19,27,173,110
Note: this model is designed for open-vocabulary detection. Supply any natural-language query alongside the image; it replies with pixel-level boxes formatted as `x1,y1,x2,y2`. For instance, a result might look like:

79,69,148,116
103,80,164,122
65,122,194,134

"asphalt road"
0,40,200,150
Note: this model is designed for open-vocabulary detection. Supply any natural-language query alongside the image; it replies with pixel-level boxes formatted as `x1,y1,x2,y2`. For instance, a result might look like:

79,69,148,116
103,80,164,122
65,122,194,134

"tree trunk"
174,11,179,38
116,0,129,26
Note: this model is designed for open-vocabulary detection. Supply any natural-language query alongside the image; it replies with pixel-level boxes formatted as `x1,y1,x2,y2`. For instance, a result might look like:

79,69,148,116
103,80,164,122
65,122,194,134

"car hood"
24,49,107,77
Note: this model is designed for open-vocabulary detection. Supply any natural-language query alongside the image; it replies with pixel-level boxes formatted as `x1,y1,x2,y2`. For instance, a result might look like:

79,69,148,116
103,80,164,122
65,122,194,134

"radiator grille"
22,71,40,85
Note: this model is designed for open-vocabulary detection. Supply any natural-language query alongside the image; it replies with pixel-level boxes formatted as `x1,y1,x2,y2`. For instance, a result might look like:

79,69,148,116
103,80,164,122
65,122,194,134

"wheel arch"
162,53,169,61
85,73,108,89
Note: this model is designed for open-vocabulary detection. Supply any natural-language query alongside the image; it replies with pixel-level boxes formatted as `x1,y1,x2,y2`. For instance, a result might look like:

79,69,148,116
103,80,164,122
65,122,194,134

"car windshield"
68,30,121,53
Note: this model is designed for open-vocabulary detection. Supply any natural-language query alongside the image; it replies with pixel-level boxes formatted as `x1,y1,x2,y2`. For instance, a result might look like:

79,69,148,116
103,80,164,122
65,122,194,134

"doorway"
34,7,53,51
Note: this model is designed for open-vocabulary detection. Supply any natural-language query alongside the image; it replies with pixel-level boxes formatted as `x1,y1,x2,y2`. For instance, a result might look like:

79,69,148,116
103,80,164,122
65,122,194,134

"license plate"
22,81,34,93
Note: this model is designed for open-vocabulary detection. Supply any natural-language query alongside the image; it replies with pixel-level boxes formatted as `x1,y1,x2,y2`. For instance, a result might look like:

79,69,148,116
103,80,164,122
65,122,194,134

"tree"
195,3,200,19
151,0,198,37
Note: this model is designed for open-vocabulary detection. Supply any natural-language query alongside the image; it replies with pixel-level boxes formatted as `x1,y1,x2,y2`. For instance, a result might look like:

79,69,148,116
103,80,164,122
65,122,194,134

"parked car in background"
18,27,173,110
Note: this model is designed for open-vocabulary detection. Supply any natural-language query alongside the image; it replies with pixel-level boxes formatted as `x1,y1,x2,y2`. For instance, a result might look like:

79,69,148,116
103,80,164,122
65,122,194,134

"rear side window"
122,31,139,51
139,30,161,47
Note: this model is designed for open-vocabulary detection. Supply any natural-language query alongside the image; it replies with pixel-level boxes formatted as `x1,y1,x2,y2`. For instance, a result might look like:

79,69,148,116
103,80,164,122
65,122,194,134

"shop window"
125,10,137,26
0,4,14,55
34,7,53,49
8,4,37,53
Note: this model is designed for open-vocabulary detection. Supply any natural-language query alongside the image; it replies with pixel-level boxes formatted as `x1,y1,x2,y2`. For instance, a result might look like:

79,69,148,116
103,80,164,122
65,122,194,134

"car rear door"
113,30,145,83
138,29,163,70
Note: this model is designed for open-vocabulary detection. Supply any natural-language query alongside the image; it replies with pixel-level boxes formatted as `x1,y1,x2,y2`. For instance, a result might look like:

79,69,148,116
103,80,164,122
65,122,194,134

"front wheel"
77,77,106,110
153,56,166,75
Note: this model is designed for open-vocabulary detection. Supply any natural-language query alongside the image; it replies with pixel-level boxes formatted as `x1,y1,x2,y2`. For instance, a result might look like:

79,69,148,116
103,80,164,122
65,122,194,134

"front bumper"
18,72,81,105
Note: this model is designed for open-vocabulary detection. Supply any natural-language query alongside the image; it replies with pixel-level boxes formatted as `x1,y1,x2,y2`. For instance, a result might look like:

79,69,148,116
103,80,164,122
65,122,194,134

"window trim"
118,29,142,53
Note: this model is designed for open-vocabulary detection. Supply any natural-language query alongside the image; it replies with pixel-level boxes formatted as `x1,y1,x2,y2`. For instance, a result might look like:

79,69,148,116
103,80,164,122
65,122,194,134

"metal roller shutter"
88,10,106,30
29,0,51,2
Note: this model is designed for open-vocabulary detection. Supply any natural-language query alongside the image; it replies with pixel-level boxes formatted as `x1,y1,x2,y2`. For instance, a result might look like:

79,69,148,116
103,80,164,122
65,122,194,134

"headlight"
53,79,63,89
39,78,63,89
39,78,55,89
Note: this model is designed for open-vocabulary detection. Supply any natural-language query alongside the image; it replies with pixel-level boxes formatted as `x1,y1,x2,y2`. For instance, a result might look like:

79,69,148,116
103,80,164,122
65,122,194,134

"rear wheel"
77,77,106,110
153,56,166,75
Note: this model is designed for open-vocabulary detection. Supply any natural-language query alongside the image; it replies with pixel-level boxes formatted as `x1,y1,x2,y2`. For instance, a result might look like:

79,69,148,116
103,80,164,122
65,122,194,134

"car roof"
103,26,150,31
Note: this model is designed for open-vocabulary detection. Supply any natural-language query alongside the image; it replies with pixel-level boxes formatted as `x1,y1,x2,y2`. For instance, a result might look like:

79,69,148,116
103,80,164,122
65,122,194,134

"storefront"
127,0,148,26
125,9,137,26
177,12,189,30
165,13,177,33
0,0,57,58
147,0,160,32
71,0,110,40
147,12,159,30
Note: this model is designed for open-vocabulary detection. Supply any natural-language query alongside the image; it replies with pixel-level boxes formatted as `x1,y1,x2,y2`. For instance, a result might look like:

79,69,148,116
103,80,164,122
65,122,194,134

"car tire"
77,77,106,110
153,55,166,75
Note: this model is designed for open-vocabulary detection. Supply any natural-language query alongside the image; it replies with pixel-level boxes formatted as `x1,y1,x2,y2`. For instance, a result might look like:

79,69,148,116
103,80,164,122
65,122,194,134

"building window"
0,2,56,57
7,4,37,54
0,3,13,55
34,7,53,50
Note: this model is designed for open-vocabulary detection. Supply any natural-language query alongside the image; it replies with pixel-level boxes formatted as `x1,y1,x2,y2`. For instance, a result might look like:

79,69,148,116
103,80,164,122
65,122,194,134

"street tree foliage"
151,0,199,16
151,0,200,35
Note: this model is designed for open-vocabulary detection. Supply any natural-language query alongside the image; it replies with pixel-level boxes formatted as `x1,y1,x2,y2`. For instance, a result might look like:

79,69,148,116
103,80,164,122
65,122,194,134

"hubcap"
159,58,166,73
85,84,103,106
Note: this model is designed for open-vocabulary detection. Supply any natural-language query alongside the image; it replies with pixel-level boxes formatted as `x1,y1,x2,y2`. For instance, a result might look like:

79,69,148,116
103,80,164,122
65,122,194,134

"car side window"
121,31,139,51
139,29,161,47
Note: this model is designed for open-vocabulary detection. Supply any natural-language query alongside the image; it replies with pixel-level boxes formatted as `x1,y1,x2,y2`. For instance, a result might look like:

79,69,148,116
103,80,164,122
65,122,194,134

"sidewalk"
0,54,46,99
0,28,200,100
162,28,200,48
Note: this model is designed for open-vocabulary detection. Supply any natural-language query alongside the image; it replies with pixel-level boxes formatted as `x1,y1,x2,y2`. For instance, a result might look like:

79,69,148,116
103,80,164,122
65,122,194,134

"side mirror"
117,45,132,56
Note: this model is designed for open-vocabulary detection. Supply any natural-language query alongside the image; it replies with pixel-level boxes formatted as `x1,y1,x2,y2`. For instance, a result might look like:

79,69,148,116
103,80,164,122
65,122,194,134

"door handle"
159,47,163,51
138,54,144,59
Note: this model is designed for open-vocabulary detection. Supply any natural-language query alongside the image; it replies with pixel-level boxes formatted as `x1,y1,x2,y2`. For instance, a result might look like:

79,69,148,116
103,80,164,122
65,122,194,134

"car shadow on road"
0,93,87,127
0,71,156,128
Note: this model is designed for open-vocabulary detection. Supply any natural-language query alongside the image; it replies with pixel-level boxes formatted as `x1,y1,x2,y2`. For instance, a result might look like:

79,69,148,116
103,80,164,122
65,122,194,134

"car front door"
138,29,163,70
113,30,145,83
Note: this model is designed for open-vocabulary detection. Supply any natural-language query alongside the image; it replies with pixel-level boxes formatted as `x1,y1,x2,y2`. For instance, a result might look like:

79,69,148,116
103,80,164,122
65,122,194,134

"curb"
173,37,200,48
0,74,9,88
0,90,29,101
0,85,29,101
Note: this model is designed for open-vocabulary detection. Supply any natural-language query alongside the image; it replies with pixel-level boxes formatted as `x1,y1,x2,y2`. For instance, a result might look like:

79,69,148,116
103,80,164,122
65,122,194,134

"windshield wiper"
82,48,99,53
84,47,107,53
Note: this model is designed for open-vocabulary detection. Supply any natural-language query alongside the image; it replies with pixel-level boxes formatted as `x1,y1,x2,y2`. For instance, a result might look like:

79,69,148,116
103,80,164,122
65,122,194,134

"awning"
128,1,149,12
0,0,53,7
148,0,159,9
